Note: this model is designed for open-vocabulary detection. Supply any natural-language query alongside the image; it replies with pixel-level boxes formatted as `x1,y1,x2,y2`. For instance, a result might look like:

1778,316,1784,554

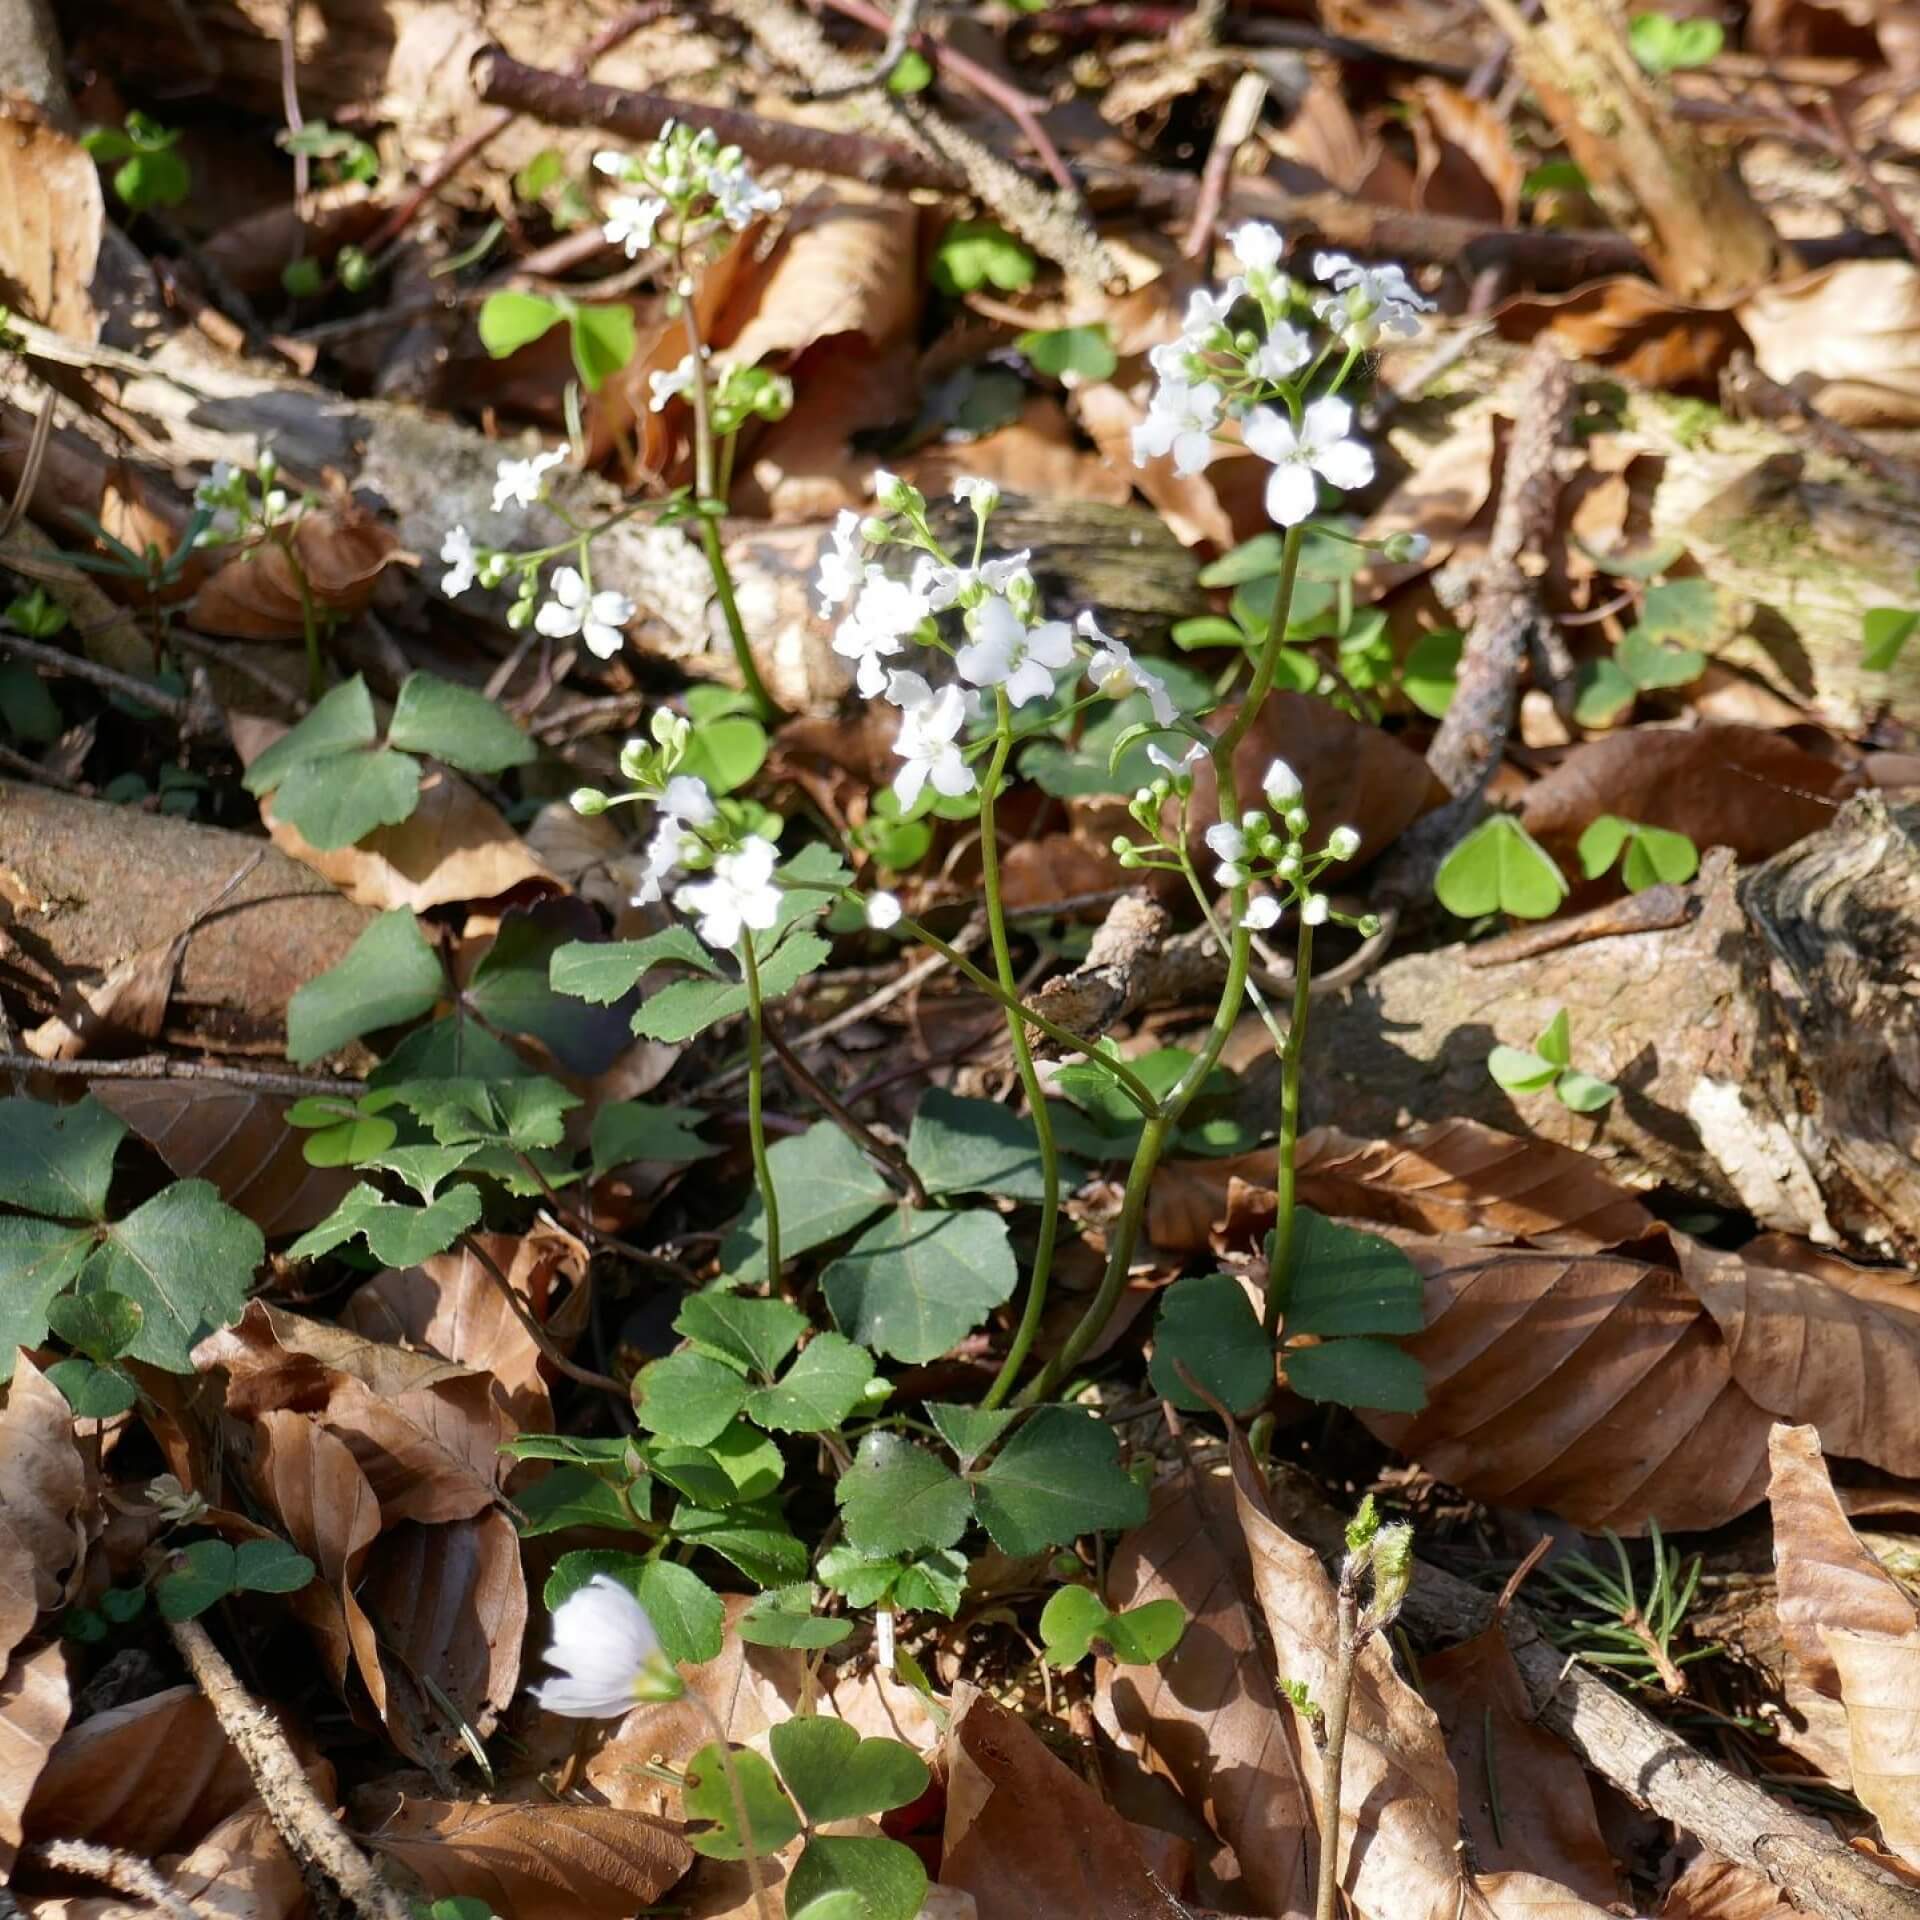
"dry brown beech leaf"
1357,409,1496,590
1518,726,1854,875
1361,1241,1775,1533
997,831,1131,912
0,101,103,344
1768,1424,1920,1864
898,396,1132,511
1408,80,1525,225
940,1684,1189,1920
1492,279,1747,392
191,503,407,640
360,1797,693,1920
91,1082,355,1237
1099,1466,1315,1916
0,1642,69,1875
0,1359,87,1669
19,1685,258,1861
1737,262,1920,428
1661,1849,1796,1920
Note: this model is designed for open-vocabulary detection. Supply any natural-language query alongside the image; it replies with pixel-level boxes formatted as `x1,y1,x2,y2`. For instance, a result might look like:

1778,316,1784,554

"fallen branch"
0,1051,355,1097
25,1840,201,1920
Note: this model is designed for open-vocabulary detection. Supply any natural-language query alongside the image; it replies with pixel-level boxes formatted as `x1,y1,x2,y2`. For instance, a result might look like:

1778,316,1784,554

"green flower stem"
691,1688,775,1920
738,937,782,1288
979,692,1062,1411
1212,521,1305,816
1016,919,1257,1407
1263,914,1314,1339
679,288,778,721
285,541,323,703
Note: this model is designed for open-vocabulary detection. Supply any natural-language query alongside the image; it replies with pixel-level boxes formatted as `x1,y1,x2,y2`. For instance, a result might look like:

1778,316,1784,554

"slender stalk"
679,286,778,718
285,542,323,703
1313,1560,1362,1920
978,693,1062,1410
1263,914,1314,1337
739,937,782,1287
1016,922,1256,1406
1211,522,1305,813
690,1690,775,1920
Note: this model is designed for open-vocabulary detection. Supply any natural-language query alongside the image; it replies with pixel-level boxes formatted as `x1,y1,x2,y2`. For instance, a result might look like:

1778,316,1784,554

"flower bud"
1117,848,1142,869
871,468,915,512
1326,824,1361,861
1284,804,1310,837
1111,835,1133,856
619,737,652,782
1262,758,1302,804
865,890,903,930
507,599,533,631
1382,530,1431,564
1302,893,1329,926
859,515,892,544
1357,912,1381,937
570,787,611,816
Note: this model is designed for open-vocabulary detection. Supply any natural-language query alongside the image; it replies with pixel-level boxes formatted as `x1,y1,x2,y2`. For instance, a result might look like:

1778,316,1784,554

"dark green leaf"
647,1422,784,1507
0,1095,125,1219
924,1403,1015,1474
906,1089,1077,1203
1285,1335,1426,1411
971,1406,1147,1555
632,932,832,1043
770,1718,930,1824
786,1836,926,1920
837,1434,971,1556
286,911,442,1065
591,1102,717,1170
388,672,537,774
516,1465,645,1537
46,1288,141,1362
269,749,422,851
671,1500,809,1588
632,1351,749,1445
544,1549,725,1664
0,1219,93,1379
721,1122,892,1286
1147,1272,1270,1414
88,1182,261,1372
550,926,720,1006
822,1206,1016,1364
45,1357,138,1419
157,1540,236,1619
746,1334,874,1434
286,1182,481,1268
1278,1207,1425,1339
232,1538,316,1594
242,677,379,793
467,902,635,1075
675,1293,806,1379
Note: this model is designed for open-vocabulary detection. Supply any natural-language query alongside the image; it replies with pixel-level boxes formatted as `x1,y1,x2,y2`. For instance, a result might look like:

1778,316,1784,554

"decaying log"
1296,796,1920,1260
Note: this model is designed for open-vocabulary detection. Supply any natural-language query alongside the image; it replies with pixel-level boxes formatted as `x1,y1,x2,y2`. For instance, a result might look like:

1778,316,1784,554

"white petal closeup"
530,1574,675,1719
678,836,782,950
892,683,976,809
438,526,477,597
491,448,566,512
865,890,903,930
1243,894,1282,931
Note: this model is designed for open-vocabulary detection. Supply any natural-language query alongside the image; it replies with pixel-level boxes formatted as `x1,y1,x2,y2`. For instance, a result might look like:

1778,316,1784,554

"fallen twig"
0,1051,355,1097
1184,68,1267,261
25,1839,201,1920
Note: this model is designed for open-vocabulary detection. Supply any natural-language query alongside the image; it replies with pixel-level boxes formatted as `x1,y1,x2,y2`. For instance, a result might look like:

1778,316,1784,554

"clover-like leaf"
770,1718,930,1826
1434,814,1567,921
46,1288,141,1363
738,1585,854,1650
683,1744,801,1860
786,1836,927,1920
387,671,537,774
1039,1585,1186,1667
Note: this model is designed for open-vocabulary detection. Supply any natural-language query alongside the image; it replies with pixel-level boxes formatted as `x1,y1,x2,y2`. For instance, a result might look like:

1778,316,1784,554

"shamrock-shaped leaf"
815,1543,967,1617
682,1744,802,1860
46,1288,141,1362
1039,1585,1186,1667
738,1585,854,1650
787,1837,927,1920
1434,814,1568,921
1577,814,1699,892
769,1717,930,1825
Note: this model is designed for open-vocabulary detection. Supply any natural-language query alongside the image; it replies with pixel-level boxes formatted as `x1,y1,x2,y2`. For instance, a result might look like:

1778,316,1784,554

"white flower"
911,550,1030,615
707,161,780,229
816,510,867,613
957,596,1075,708
885,668,932,710
1148,740,1205,777
439,526,477,597
492,449,566,511
1204,821,1248,888
835,571,931,697
1303,893,1330,925
1180,281,1246,344
649,352,702,412
1244,894,1282,931
1243,397,1374,528
593,150,635,178
535,566,635,659
531,1574,680,1717
1131,379,1222,476
1311,253,1434,347
1263,758,1302,803
1148,340,1195,382
678,835,782,950
953,476,1000,514
865,891,902,930
892,683,976,808
1229,222,1285,275
1254,324,1312,382
1326,824,1361,861
1077,613,1176,726
660,774,716,828
633,816,698,905
604,195,666,256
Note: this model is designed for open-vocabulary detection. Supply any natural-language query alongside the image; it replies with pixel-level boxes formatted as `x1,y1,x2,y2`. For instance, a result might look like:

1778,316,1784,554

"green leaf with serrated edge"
1576,814,1634,880
1555,1069,1618,1113
721,1122,891,1286
269,747,421,851
286,912,442,1065
158,1540,237,1620
46,1288,141,1362
0,1095,126,1219
1864,608,1920,671
683,1743,801,1860
46,1357,138,1419
906,1088,1079,1203
1536,1008,1573,1069
591,1102,717,1170
838,1434,971,1556
1015,323,1116,382
648,1420,784,1507
745,1334,874,1434
1617,628,1705,691
739,1586,853,1649
670,1501,808,1588
387,672,537,774
242,676,378,794
822,1206,1016,1364
1278,1207,1425,1339
1433,815,1567,922
232,1538,315,1594
287,1183,481,1268
787,1836,927,1920
365,1142,478,1201
1039,1586,1185,1667
678,716,768,796
770,1718,930,1825
1572,657,1638,729
632,932,832,1043
816,1543,966,1616
550,926,722,1005
1622,824,1698,890
632,1351,749,1444
924,1403,1016,1473
1640,576,1718,641
544,1549,724,1665
477,289,563,357
1401,628,1461,718
675,1293,806,1379
1147,1272,1269,1415
373,1010,529,1084
386,1076,578,1153
1488,1046,1559,1093
971,1406,1146,1555
568,302,637,390
86,1182,260,1372
516,1465,644,1537
0,1220,92,1379
1285,1335,1426,1412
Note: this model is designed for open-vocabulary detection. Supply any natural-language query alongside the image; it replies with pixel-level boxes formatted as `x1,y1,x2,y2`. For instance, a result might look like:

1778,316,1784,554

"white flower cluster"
817,472,1181,810
1132,225,1434,528
192,451,303,547
595,121,781,261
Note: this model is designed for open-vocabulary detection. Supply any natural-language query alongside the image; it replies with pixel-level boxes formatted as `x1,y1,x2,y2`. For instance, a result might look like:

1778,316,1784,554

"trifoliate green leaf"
285,911,442,1064
683,1745,801,1860
632,1351,750,1445
1433,814,1568,921
387,671,537,774
787,1837,926,1920
1147,1272,1269,1414
770,1718,930,1825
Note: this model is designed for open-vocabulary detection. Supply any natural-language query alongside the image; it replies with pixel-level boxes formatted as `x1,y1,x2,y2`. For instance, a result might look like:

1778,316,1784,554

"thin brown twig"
764,1012,929,1206
0,742,84,792
0,1050,353,1096
459,1231,630,1397
1184,67,1267,261
26,1840,200,1920
0,628,193,721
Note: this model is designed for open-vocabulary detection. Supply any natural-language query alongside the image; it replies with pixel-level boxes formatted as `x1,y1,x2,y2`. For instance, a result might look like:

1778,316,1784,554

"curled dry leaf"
1737,263,1920,429
1100,1467,1315,1916
1661,1849,1796,1920
1517,726,1854,874
0,102,103,344
1408,80,1525,226
92,1082,355,1237
0,1358,87,1669
191,503,407,641
360,1797,694,1920
0,1642,69,1874
940,1684,1190,1920
20,1685,259,1860
1768,1424,1920,1865
1493,280,1747,392
159,1804,310,1920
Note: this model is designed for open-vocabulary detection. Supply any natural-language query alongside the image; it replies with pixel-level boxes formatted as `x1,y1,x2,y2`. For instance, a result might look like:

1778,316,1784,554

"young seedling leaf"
1433,814,1567,921
1536,1008,1573,1069
1622,824,1698,890
1555,1069,1619,1113
1039,1585,1185,1667
1488,1045,1561,1093
769,1717,931,1824
1147,1272,1269,1414
477,289,564,357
